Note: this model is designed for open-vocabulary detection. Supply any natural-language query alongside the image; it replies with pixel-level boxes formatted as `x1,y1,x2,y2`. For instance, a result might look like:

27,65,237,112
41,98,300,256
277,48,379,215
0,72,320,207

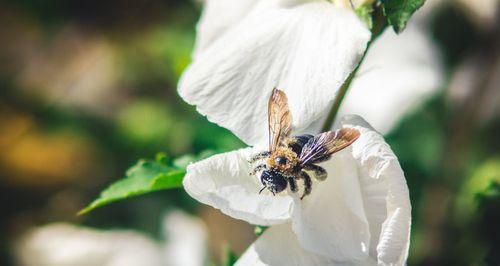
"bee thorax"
267,147,299,174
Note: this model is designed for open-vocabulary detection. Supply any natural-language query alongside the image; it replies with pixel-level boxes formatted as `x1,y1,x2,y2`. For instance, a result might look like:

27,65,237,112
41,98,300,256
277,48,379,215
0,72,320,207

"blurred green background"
0,0,498,265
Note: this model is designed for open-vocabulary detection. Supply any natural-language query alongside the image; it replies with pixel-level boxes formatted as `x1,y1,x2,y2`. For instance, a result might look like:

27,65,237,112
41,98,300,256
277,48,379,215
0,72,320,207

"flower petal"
179,2,370,147
291,115,411,265
193,0,257,57
337,22,443,134
183,148,294,225
193,0,313,57
342,115,411,265
291,149,372,262
236,224,346,266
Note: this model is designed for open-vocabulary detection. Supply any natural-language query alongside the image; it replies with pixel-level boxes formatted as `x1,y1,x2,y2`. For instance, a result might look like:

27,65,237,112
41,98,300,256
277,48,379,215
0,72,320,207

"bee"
249,89,360,199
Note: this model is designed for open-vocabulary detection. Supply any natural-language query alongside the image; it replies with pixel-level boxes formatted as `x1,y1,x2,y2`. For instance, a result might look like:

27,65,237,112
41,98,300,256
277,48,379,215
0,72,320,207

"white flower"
183,115,411,265
179,0,371,147
181,1,412,264
15,211,207,266
182,0,444,141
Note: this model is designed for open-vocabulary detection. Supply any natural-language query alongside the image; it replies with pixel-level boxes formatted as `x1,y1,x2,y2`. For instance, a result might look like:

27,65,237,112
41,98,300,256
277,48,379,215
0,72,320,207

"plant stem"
320,48,368,132
320,7,387,131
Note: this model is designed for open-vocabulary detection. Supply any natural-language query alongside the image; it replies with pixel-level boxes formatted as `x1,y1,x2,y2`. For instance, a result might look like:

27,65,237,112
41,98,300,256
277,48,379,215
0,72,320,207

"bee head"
260,169,287,194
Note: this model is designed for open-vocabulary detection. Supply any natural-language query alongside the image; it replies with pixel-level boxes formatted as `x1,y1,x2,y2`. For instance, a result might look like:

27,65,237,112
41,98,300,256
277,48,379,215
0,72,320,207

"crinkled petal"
342,115,411,265
183,148,293,225
179,2,370,147
291,115,411,265
337,22,443,134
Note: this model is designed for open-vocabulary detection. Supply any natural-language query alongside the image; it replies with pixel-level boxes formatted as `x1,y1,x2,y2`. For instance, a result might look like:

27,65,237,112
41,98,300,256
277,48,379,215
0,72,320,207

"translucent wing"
299,128,360,164
268,88,292,152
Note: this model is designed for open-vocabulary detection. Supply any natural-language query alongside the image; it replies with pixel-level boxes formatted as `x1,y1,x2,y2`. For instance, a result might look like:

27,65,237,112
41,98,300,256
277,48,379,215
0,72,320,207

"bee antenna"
259,186,266,194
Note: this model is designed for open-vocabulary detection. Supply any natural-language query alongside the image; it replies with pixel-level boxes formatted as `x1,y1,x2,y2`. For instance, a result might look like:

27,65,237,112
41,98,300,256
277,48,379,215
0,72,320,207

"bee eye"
275,156,287,165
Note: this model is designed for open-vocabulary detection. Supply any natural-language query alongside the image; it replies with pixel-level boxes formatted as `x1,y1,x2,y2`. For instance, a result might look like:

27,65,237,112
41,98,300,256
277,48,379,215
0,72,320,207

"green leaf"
454,158,500,224
173,149,217,168
79,155,185,215
382,0,426,33
476,181,500,203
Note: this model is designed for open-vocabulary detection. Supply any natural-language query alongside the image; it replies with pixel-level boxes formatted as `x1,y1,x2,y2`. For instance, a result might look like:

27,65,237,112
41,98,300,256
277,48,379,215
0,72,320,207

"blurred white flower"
163,211,208,266
15,211,207,266
183,115,411,265
455,0,499,28
179,1,371,147
337,20,444,134
448,52,500,124
425,0,499,29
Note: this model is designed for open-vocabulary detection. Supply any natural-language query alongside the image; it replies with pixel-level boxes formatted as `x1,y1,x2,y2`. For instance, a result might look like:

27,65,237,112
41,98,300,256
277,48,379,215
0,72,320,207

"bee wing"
268,88,292,152
299,128,360,164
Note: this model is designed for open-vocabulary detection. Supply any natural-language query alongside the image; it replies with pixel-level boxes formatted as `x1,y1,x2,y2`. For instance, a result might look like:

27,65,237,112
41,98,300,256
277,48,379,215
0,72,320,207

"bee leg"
248,151,271,164
299,171,312,200
250,164,267,176
287,176,298,193
303,164,327,181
